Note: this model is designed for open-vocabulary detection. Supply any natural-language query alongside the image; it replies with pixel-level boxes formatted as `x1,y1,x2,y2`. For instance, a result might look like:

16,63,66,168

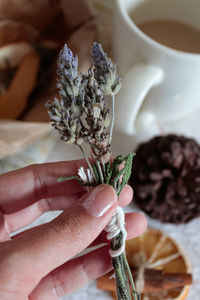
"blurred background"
0,0,106,173
0,1,200,299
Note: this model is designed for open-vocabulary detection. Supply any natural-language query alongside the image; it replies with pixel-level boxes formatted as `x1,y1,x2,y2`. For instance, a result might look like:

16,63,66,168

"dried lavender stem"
123,253,140,300
94,159,137,300
48,43,137,300
79,145,96,182
112,242,131,299
109,94,115,144
102,163,106,175
96,160,104,183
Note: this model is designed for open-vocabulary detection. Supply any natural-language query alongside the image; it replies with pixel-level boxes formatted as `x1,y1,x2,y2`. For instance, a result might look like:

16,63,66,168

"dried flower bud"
46,98,83,145
82,68,111,163
46,44,86,145
91,42,121,96
57,44,87,108
57,44,78,80
47,43,115,162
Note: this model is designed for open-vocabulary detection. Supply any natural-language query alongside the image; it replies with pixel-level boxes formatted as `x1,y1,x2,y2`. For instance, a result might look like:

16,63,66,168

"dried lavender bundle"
46,43,140,300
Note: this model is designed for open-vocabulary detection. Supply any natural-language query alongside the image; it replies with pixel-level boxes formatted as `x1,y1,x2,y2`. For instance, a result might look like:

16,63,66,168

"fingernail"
79,184,117,217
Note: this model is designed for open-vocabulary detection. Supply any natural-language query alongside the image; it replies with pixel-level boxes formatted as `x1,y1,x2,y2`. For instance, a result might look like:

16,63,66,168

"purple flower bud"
72,56,78,68
91,42,121,96
91,42,104,63
59,44,73,64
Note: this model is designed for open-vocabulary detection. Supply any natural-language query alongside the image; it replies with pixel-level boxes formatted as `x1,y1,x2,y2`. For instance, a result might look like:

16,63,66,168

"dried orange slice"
97,228,192,300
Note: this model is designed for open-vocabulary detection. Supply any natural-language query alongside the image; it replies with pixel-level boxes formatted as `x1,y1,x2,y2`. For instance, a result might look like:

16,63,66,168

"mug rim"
116,0,200,60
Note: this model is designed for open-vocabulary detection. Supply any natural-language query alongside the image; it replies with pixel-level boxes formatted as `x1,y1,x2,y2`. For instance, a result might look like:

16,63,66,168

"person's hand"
0,160,147,300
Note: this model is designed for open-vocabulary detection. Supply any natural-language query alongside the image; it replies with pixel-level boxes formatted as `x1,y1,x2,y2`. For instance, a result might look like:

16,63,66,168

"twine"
105,206,127,257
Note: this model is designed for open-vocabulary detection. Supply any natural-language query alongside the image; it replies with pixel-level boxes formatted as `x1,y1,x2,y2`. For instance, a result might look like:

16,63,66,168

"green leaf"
93,163,100,184
112,167,125,185
57,176,79,182
105,161,111,173
118,153,135,195
105,161,112,184
110,155,123,178
57,175,83,185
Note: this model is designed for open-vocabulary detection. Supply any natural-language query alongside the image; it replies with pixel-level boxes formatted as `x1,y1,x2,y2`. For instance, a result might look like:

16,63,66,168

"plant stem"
79,145,96,182
96,159,104,183
83,155,140,300
114,256,130,300
123,253,140,300
111,235,132,300
109,94,115,144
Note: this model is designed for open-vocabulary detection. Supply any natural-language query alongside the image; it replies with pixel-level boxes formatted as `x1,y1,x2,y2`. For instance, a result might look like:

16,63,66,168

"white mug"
113,0,200,140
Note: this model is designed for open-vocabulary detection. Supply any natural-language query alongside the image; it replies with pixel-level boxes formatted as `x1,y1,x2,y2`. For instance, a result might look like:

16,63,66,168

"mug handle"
115,64,164,135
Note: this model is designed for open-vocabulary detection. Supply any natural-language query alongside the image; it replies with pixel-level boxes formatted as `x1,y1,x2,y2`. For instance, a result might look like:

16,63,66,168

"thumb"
0,184,117,288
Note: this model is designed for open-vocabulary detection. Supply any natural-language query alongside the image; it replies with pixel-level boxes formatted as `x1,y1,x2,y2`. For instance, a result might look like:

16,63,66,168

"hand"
0,160,147,300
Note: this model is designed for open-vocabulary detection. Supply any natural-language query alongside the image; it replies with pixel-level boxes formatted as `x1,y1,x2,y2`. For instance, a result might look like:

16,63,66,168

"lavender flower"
56,44,86,110
46,98,83,145
46,44,85,145
47,43,139,300
57,44,78,80
47,43,119,162
83,68,111,163
91,42,121,96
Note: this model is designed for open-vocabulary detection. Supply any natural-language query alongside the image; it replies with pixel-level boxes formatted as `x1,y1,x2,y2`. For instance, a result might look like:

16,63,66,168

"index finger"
0,159,87,214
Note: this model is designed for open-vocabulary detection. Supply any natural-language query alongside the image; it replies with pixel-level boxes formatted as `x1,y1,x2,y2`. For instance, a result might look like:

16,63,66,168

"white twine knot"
77,167,127,257
78,167,94,191
78,167,93,184
105,206,127,257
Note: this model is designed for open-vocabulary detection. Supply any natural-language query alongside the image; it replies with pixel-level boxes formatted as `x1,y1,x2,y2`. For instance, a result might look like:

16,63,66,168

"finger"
0,160,88,214
118,184,133,207
0,160,132,215
29,213,147,299
29,245,111,300
5,192,84,233
5,185,133,234
10,211,147,245
0,209,10,242
0,185,117,294
90,212,147,247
